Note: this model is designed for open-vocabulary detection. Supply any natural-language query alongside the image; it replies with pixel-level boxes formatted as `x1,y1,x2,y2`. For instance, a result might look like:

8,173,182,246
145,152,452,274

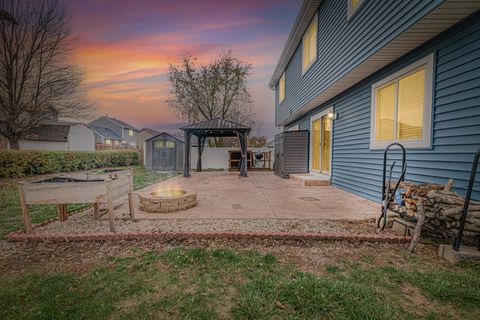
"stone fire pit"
138,189,197,213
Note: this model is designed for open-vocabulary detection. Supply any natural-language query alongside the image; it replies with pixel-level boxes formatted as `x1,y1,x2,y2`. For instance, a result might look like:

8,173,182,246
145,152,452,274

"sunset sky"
62,0,302,138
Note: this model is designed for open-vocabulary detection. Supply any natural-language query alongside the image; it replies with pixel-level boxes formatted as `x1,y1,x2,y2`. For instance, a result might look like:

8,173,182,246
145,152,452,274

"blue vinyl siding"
288,11,480,202
276,0,444,125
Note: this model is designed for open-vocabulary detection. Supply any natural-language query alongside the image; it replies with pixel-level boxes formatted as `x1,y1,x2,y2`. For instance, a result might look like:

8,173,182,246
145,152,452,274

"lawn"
0,246,479,320
0,166,177,238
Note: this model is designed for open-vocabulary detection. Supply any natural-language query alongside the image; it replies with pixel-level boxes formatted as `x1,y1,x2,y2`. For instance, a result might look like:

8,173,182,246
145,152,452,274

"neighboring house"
271,0,480,201
0,123,95,151
89,116,139,149
137,128,160,160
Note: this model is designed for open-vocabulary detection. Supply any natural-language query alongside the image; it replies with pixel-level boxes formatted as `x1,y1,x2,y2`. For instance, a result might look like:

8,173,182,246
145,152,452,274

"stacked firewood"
390,180,480,238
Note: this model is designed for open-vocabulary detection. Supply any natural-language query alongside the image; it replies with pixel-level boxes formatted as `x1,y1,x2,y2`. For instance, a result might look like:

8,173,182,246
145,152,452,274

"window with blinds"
348,0,364,19
279,72,285,103
302,14,317,73
370,55,433,149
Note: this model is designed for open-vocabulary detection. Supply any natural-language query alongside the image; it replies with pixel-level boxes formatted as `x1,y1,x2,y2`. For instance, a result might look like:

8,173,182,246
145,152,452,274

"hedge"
0,150,140,178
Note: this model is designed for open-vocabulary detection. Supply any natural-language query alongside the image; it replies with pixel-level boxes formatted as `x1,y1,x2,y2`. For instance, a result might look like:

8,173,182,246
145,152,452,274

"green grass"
0,247,479,320
130,166,178,190
0,166,176,238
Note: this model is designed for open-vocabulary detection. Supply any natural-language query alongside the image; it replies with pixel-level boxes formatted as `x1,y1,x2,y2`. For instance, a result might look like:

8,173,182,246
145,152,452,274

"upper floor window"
279,72,286,103
347,0,364,19
370,54,434,149
302,14,317,73
128,129,134,136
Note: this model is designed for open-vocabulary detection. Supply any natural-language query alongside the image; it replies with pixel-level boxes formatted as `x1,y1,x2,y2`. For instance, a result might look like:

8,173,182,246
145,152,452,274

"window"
279,72,286,103
154,140,163,149
166,141,175,149
347,0,364,19
370,54,433,149
105,139,111,145
128,129,133,136
302,14,317,73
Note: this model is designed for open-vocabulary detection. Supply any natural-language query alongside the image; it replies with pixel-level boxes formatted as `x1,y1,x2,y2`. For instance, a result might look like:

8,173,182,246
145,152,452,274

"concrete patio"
135,171,379,220
21,171,391,239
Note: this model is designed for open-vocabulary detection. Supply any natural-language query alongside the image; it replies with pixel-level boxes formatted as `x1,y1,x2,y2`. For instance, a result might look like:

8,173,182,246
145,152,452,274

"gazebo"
180,118,251,177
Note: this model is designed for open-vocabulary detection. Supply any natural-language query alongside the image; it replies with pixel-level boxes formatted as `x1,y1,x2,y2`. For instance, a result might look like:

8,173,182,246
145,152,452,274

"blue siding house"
271,0,480,201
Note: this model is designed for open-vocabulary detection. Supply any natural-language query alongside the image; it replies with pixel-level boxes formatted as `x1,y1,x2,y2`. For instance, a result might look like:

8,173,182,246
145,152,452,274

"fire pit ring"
138,189,197,213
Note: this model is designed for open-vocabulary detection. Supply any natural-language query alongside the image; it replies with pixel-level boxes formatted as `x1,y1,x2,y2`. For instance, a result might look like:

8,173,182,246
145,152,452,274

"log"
427,190,480,206
444,179,454,192
409,203,426,253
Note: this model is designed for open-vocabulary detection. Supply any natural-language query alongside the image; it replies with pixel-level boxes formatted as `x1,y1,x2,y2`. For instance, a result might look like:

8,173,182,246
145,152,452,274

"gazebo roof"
180,118,250,137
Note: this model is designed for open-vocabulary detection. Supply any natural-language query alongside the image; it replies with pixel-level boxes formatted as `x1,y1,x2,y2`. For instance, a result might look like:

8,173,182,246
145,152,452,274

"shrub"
0,150,140,178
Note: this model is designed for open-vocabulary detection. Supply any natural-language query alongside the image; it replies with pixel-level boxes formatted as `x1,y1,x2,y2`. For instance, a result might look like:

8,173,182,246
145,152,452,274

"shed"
145,132,184,171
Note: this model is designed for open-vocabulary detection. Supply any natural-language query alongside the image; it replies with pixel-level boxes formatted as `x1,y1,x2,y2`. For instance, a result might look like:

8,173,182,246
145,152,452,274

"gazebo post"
243,131,248,177
184,131,191,177
197,136,202,172
237,131,248,177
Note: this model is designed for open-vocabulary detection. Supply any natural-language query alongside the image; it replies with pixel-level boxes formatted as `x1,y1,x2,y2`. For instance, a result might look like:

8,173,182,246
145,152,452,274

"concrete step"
289,173,330,186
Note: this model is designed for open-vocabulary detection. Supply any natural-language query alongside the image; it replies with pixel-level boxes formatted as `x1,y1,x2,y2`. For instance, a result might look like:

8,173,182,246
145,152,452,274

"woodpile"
390,179,480,238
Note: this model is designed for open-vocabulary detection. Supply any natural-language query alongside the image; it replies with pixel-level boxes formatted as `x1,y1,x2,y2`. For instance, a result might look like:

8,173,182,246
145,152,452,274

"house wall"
138,130,155,150
287,11,480,201
122,128,138,147
89,117,123,139
18,140,69,151
138,130,156,161
67,124,95,151
275,0,445,126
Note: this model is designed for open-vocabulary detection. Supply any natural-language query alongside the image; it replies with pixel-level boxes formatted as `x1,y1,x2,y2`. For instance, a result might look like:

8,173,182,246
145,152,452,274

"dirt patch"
401,283,434,311
0,237,445,277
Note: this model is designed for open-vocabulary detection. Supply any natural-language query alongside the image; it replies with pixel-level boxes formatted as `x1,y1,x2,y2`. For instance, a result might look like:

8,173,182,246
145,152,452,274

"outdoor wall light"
327,111,337,120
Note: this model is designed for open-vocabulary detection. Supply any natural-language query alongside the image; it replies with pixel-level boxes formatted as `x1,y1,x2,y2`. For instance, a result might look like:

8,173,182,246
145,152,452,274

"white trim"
309,107,333,176
288,124,299,131
347,0,365,20
370,54,434,150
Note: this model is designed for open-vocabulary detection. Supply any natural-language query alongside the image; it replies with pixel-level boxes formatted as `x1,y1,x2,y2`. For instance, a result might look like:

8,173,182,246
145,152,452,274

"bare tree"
0,0,92,149
168,50,254,146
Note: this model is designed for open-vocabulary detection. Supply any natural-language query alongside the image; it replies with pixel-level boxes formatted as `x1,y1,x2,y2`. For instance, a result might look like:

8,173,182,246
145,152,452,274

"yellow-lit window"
302,14,317,73
348,0,364,19
279,72,285,103
166,141,175,149
128,129,133,136
154,140,163,149
375,83,395,142
371,55,433,149
397,69,425,141
105,139,111,145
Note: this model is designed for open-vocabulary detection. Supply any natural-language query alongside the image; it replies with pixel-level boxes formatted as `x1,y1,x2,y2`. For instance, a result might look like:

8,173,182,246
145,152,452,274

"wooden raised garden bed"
18,169,135,233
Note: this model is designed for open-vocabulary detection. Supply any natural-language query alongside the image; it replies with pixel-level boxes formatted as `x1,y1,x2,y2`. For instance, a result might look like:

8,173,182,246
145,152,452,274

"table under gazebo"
180,118,251,177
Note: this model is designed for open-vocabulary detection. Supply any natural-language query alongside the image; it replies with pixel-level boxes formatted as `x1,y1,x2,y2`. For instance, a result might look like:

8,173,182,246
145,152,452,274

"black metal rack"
452,147,480,252
377,143,407,231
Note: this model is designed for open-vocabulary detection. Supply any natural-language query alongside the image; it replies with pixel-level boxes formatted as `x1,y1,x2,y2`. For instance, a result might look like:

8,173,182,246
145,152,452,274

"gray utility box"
274,130,309,178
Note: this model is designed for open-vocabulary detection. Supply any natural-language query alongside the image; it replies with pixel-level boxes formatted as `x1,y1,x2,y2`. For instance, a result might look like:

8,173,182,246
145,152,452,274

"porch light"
327,111,337,120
